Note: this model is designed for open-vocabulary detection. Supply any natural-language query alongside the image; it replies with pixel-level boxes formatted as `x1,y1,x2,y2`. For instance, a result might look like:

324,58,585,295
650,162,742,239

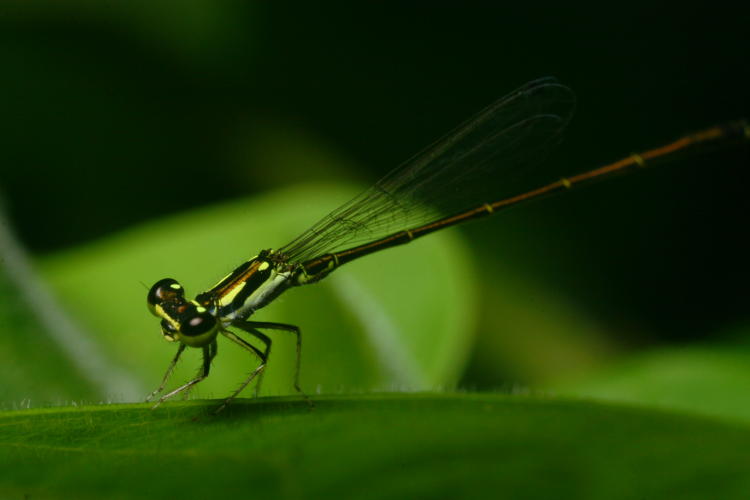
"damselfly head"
159,317,179,342
172,305,218,347
147,278,219,346
147,278,185,316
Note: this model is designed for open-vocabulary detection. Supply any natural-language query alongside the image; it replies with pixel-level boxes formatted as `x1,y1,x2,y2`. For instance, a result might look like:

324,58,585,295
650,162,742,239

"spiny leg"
180,339,219,401
146,343,186,402
228,324,272,397
215,330,267,414
235,320,311,404
151,339,217,409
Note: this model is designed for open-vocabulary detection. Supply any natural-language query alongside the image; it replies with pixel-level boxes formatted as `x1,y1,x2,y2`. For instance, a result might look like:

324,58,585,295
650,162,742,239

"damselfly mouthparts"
146,77,748,412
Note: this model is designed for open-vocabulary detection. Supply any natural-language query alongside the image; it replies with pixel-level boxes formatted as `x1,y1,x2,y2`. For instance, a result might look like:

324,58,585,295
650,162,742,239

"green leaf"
2,394,750,500
0,265,99,404
37,184,478,402
551,340,750,423
0,218,103,404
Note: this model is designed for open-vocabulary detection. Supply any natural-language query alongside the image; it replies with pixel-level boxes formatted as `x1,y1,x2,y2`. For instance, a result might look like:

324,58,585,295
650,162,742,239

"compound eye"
181,310,217,338
147,278,185,316
160,318,179,342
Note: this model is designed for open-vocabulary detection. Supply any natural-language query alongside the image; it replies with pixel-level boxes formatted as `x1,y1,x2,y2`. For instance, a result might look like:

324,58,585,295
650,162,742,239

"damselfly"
146,77,748,412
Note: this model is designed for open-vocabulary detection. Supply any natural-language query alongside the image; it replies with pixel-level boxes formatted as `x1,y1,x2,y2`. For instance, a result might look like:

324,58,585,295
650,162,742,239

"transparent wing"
278,77,576,263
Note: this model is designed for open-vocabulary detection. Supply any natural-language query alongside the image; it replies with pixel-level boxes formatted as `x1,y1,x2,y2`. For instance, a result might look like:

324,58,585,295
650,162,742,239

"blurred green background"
0,1,749,413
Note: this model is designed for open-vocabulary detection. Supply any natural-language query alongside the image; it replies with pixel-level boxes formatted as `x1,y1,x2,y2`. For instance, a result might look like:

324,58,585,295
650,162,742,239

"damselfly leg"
232,320,312,404
151,339,218,409
145,343,187,403
214,330,268,414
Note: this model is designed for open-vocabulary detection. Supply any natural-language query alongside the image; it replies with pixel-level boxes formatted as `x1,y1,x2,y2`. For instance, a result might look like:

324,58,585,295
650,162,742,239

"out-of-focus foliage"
0,2,746,360
552,335,750,423
0,257,98,404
